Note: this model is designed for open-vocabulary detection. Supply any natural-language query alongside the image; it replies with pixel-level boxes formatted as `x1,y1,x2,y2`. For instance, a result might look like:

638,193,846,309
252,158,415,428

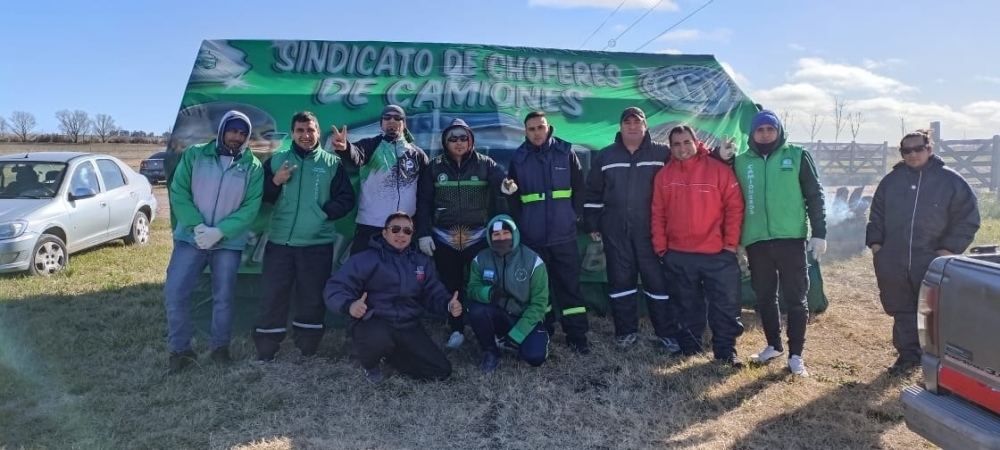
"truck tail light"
140,161,148,169
917,281,939,353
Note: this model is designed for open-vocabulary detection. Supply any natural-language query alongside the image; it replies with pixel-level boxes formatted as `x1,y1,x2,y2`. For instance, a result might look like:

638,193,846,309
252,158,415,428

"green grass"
7,210,999,449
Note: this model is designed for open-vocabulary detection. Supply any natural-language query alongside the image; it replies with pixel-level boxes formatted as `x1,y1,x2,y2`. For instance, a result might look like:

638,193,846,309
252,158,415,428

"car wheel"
124,211,151,246
29,234,68,276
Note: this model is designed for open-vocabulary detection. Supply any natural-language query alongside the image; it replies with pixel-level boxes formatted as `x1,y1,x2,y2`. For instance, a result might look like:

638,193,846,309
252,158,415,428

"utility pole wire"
634,0,717,52
579,0,629,49
601,0,668,51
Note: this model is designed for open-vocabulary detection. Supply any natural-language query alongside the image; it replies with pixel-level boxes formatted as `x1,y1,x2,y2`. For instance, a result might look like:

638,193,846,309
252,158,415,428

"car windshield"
0,162,68,199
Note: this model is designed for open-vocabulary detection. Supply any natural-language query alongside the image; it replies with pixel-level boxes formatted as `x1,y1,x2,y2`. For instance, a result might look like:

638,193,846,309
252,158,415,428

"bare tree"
92,113,117,143
56,110,91,143
9,111,36,142
802,113,825,142
0,117,8,141
899,116,907,137
831,97,847,143
847,111,865,142
780,109,795,130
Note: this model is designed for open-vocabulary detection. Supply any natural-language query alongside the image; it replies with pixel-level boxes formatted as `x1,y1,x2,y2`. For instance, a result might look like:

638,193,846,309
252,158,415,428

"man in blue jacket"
506,110,591,354
324,212,462,383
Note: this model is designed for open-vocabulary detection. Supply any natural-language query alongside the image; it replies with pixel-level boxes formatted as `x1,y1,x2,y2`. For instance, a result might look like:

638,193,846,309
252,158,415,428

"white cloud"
751,83,835,116
963,101,1000,124
861,58,905,70
719,61,750,88
654,48,683,55
790,57,916,95
657,28,732,43
528,0,679,10
975,75,1000,84
787,43,806,51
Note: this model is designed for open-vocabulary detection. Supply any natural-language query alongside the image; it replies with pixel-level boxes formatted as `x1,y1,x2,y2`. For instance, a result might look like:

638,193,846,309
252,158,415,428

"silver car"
0,152,157,275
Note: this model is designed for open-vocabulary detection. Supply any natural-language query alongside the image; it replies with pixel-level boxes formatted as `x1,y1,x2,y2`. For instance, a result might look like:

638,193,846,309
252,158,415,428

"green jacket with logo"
264,146,355,247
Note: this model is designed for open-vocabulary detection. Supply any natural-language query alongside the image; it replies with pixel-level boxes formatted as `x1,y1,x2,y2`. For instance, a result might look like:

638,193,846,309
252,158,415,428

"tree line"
0,110,170,145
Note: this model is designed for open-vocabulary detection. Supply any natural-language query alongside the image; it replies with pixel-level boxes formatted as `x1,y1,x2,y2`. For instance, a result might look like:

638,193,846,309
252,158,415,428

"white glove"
501,178,518,195
193,223,208,235
195,227,225,249
806,237,827,261
418,236,436,256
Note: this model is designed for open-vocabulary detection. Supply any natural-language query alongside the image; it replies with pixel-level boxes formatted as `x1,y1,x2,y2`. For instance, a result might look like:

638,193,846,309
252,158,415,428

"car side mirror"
69,187,97,200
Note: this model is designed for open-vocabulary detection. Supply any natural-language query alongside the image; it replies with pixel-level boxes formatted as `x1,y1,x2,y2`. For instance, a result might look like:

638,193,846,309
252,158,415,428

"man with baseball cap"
329,104,430,255
583,106,681,353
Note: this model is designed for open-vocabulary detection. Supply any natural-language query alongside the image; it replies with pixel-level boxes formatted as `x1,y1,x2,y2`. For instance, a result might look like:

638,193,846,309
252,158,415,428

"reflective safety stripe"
435,180,488,187
563,307,587,316
545,304,553,313
601,163,631,171
521,192,545,203
583,203,604,208
255,327,287,334
609,289,638,298
292,321,323,329
645,292,670,300
551,189,572,199
636,161,665,167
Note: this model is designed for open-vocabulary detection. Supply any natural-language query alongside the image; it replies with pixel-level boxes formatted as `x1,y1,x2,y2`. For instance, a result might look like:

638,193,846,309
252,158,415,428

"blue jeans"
163,240,242,352
467,301,549,367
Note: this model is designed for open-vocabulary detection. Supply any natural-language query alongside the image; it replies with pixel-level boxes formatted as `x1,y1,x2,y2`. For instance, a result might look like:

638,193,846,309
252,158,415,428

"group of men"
162,101,981,382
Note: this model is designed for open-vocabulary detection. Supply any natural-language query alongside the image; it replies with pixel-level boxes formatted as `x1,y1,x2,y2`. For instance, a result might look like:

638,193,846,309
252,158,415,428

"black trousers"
252,242,332,359
603,232,678,338
350,224,383,255
353,318,452,381
433,237,488,333
534,240,590,343
746,238,809,357
874,256,923,361
663,250,744,359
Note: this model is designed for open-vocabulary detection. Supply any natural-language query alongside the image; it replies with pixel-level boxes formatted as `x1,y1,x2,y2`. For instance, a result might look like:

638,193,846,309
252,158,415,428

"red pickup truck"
901,246,1000,449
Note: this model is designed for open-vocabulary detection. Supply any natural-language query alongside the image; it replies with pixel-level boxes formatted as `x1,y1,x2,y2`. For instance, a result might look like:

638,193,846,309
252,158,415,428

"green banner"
166,39,760,279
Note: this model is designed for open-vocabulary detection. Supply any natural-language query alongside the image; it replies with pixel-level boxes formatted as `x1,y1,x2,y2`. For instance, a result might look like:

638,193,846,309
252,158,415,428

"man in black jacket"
415,118,513,349
866,129,980,374
583,106,680,353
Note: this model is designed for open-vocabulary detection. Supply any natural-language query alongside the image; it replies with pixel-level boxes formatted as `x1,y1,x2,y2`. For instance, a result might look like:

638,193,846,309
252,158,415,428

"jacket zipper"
907,170,923,271
286,154,303,245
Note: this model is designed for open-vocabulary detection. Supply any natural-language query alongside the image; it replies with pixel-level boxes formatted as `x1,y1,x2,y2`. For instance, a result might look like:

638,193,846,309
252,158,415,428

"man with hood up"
328,105,430,255
324,212,462,384
866,129,979,374
732,110,827,377
415,118,515,349
652,125,745,367
252,111,356,361
506,110,591,354
164,110,263,373
583,106,680,353
466,215,551,372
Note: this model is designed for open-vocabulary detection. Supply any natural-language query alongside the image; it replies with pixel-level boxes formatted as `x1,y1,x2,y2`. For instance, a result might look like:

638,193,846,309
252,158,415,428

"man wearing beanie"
583,106,681,354
164,110,263,372
414,118,515,348
506,110,591,354
252,111,356,361
732,109,827,376
466,215,551,372
329,104,429,255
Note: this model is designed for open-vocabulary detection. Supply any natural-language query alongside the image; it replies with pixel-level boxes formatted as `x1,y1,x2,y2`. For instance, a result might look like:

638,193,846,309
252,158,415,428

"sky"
1,0,998,143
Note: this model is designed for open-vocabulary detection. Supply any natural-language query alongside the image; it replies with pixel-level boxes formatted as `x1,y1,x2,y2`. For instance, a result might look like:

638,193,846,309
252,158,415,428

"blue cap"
751,110,782,133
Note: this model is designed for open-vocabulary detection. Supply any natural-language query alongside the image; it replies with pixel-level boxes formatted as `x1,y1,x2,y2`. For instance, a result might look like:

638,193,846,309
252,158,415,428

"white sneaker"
749,346,784,364
788,355,809,376
445,331,465,348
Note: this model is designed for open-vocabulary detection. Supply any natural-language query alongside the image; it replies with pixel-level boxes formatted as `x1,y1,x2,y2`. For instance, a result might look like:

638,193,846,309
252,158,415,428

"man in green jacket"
164,110,264,373
466,215,550,372
732,110,827,377
252,111,356,361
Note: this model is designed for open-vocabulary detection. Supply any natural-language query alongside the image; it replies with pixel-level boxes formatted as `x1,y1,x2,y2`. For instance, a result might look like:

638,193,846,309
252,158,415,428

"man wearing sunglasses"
866,129,979,375
252,111,356,362
324,212,463,383
415,118,514,349
329,104,429,255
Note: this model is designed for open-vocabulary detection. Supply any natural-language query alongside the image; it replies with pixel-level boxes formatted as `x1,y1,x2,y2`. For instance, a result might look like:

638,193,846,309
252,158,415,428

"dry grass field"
5,142,995,449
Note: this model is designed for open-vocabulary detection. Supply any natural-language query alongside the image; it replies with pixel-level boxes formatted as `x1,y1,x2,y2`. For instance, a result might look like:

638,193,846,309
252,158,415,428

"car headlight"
0,220,28,239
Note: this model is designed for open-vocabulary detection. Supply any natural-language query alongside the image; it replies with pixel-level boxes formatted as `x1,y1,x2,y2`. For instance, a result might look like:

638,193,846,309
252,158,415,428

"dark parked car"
139,151,168,184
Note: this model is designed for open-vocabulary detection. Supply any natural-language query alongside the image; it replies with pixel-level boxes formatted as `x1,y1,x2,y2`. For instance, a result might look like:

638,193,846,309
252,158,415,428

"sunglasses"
900,145,929,155
382,115,404,122
446,135,469,143
386,225,413,235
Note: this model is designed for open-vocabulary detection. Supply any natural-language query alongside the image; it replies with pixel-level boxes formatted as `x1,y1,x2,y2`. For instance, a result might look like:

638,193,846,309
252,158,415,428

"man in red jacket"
651,125,746,367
